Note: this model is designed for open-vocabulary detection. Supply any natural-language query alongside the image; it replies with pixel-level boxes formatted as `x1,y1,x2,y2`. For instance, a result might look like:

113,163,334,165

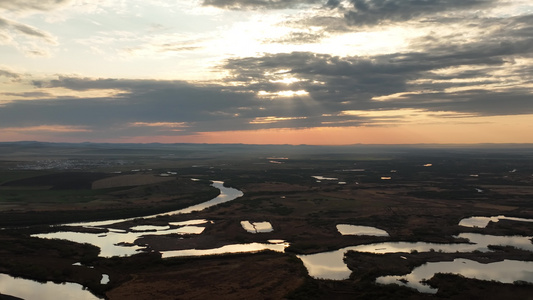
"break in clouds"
1,0,532,140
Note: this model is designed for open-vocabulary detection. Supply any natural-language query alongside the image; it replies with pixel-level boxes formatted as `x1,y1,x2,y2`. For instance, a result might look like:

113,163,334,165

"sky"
1,0,532,145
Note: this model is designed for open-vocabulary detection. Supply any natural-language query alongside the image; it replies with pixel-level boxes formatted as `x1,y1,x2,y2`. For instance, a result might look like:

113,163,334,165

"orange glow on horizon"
118,114,533,145
1,114,531,145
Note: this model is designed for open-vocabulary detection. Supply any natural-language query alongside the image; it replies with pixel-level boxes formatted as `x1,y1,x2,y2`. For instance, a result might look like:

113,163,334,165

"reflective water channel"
298,232,533,280
33,181,243,257
376,259,533,293
5,180,244,299
300,216,533,293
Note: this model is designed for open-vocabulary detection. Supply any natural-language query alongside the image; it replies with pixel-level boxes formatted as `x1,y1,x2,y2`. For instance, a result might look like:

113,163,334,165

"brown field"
106,252,307,300
92,174,175,189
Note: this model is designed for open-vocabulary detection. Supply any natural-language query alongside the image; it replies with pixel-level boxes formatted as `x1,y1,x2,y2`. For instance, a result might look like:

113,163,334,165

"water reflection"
459,215,533,228
162,181,243,215
130,225,170,231
66,181,242,228
100,274,109,285
241,221,274,233
298,233,533,280
33,225,208,257
312,176,338,181
169,219,209,226
161,241,289,258
336,224,389,236
377,259,533,293
33,181,241,257
0,273,102,300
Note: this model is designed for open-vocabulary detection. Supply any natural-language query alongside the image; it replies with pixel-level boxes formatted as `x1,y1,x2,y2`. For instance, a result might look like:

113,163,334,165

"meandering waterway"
7,180,244,299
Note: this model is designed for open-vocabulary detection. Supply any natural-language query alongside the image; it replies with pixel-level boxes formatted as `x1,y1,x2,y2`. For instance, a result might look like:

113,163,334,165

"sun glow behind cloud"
257,90,309,97
249,116,307,124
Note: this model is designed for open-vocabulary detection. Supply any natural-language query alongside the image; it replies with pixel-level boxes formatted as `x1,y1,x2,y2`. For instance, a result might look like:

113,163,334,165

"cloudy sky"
1,0,532,144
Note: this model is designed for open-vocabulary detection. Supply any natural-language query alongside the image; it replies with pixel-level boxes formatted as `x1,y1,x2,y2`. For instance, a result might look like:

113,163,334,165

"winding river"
5,180,244,300
63,181,243,228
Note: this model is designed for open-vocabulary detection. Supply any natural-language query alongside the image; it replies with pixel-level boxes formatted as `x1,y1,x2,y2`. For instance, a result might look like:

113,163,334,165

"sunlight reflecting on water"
336,224,389,236
0,273,102,300
377,259,533,293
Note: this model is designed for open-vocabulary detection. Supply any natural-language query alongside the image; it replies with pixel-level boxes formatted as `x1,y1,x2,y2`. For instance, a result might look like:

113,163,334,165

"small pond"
241,221,274,233
459,215,533,228
312,176,338,181
336,224,389,236
377,259,533,293
161,240,289,258
0,273,103,300
100,274,109,285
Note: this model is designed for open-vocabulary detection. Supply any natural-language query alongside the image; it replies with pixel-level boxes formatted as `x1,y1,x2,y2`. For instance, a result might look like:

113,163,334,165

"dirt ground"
106,252,307,300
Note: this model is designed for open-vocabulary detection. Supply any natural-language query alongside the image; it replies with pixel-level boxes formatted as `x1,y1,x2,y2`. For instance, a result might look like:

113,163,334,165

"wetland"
1,142,533,299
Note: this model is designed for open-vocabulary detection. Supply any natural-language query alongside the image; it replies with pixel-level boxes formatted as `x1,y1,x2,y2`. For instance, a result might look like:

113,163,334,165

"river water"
5,180,244,299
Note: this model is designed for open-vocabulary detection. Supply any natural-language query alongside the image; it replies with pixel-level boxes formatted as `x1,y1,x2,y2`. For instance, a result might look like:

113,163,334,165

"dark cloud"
325,0,340,8
289,0,497,32
223,23,533,116
1,43,531,141
2,91,52,98
15,78,264,132
342,0,495,26
0,68,21,80
202,0,322,10
223,52,410,106
389,90,533,117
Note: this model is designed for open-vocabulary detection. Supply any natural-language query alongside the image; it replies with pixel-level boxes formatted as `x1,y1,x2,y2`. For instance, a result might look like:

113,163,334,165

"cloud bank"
0,0,532,143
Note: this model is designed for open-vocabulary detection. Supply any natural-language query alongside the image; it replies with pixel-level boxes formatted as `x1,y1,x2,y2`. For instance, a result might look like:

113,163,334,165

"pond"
336,224,389,236
241,221,274,233
312,175,338,181
459,215,533,228
161,240,289,258
33,225,208,257
100,274,109,285
376,259,533,293
0,273,103,300
298,232,533,280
